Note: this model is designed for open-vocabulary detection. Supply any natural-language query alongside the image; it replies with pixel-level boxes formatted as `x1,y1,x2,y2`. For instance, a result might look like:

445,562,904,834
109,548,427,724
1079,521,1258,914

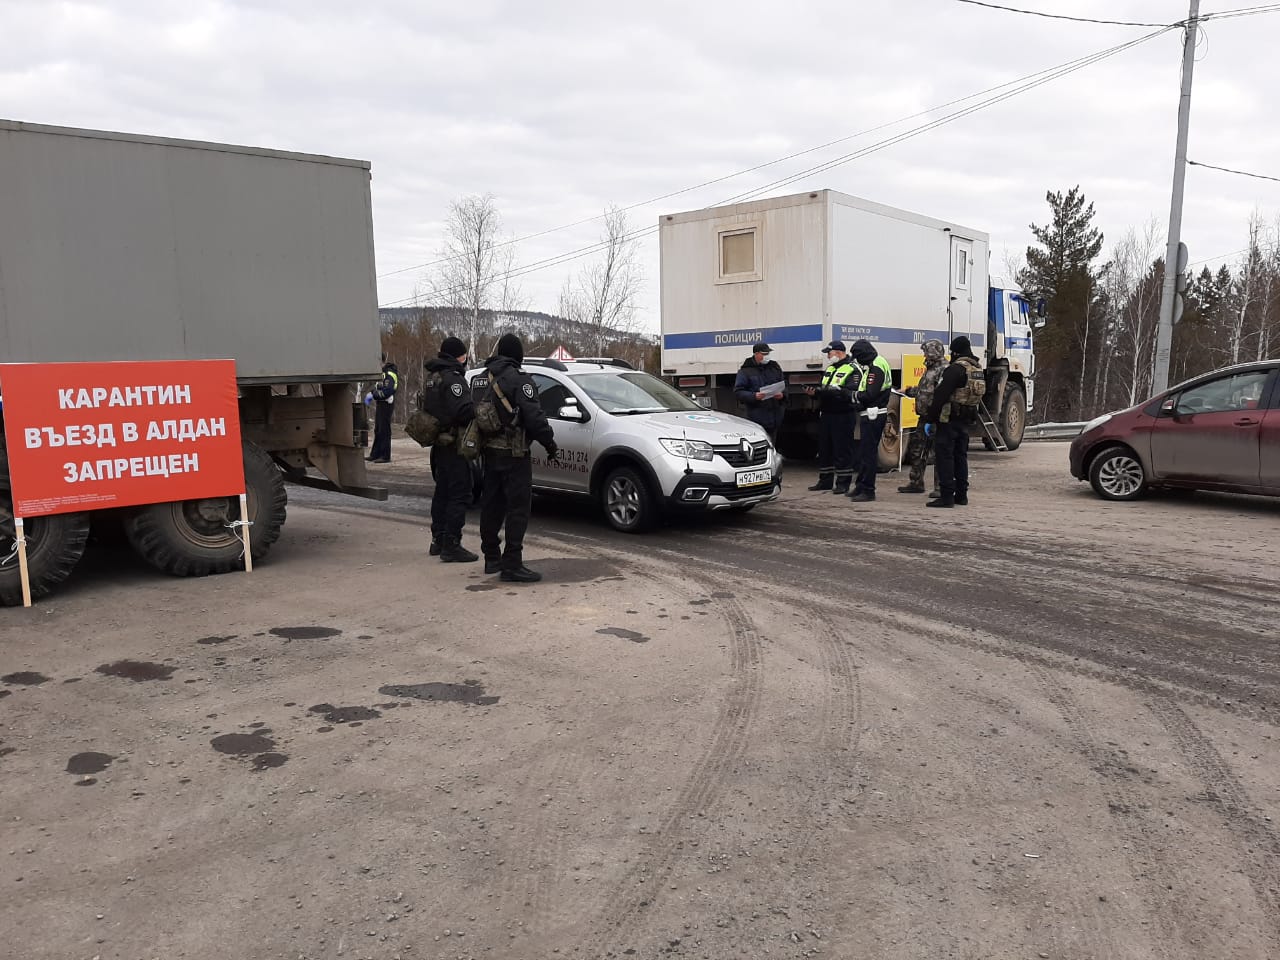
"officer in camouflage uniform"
898,339,946,495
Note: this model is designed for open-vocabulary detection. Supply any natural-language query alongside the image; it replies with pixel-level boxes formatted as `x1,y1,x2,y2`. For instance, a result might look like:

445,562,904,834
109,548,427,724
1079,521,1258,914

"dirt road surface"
2,441,1278,960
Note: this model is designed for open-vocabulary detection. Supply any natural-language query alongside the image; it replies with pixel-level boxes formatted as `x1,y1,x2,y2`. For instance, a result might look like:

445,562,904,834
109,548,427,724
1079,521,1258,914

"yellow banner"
898,353,926,431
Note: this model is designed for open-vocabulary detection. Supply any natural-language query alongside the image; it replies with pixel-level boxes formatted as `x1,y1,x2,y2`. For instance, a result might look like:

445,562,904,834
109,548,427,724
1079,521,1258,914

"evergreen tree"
1017,187,1106,422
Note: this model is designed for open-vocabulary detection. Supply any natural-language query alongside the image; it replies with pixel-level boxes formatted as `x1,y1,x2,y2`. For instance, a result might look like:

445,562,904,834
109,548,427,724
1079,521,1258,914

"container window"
718,227,761,283
955,247,969,289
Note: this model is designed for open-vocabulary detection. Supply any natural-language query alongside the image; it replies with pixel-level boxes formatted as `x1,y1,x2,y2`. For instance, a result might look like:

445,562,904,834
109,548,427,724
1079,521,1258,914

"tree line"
1018,186,1280,423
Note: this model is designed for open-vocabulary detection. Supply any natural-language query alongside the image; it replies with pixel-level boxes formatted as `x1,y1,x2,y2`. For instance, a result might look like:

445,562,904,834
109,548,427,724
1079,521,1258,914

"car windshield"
571,372,702,415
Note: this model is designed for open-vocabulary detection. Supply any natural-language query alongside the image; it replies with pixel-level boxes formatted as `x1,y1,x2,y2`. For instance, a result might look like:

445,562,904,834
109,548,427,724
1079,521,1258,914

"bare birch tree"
427,194,518,362
560,206,643,354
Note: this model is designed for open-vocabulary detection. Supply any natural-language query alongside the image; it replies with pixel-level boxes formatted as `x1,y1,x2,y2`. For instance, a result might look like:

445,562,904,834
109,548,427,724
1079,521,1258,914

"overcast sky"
3,1,1277,334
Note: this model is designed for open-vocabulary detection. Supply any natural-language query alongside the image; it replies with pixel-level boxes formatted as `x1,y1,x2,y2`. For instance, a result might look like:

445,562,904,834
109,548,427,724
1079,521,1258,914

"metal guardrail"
1024,422,1086,441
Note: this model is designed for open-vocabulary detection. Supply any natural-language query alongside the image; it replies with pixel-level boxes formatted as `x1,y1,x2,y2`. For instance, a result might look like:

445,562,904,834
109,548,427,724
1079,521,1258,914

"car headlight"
660,438,714,461
1082,413,1113,433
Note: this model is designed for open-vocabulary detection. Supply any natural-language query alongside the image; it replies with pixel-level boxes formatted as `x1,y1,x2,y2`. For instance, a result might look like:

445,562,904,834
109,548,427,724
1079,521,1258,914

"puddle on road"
529,558,621,584
269,627,343,640
252,753,289,771
378,680,500,706
66,752,114,775
96,660,176,682
2,671,50,685
596,627,649,644
197,636,235,645
688,599,711,606
308,704,382,724
211,731,276,756
466,583,497,592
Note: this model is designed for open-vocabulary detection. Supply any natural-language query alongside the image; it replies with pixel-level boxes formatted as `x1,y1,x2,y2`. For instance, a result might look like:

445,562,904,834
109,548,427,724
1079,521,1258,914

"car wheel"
601,465,656,533
1088,445,1147,501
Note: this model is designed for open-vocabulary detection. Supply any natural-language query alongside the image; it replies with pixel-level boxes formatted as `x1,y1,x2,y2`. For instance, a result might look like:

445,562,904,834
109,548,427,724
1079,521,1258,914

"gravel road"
2,441,1277,960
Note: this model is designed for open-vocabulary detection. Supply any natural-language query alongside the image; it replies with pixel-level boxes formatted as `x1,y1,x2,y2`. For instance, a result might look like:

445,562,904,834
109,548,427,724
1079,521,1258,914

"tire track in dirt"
657,520,1280,727
1032,666,1183,960
495,542,677,941
581,560,765,949
1146,696,1280,947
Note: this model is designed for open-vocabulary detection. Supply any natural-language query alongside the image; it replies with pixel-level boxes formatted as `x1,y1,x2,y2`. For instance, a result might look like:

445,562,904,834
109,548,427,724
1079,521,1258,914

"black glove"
904,386,918,398
544,443,559,460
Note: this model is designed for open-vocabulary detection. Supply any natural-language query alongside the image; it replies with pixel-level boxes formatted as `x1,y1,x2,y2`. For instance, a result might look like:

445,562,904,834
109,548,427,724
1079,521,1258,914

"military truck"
0,120,385,605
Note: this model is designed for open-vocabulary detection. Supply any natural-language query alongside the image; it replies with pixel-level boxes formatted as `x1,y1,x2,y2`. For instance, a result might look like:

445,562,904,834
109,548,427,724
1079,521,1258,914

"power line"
953,0,1173,27
379,25,1176,309
1188,159,1280,183
1200,2,1280,20
379,20,1181,283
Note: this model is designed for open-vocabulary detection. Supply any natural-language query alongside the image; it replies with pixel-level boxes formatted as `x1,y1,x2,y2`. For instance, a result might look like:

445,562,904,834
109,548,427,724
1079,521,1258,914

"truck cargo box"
0,120,381,383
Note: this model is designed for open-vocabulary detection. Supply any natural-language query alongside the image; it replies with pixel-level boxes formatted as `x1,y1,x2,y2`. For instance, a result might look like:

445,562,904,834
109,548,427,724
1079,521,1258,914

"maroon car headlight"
1081,413,1113,433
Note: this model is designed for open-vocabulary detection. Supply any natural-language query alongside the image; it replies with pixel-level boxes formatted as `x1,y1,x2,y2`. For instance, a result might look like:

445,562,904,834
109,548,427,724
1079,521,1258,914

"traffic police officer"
846,339,893,502
472,334,559,582
366,359,399,463
805,340,858,494
424,336,478,563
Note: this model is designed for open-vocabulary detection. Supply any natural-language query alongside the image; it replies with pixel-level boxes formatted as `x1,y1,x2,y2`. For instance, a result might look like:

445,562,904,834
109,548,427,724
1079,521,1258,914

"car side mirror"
558,405,586,422
1160,396,1178,415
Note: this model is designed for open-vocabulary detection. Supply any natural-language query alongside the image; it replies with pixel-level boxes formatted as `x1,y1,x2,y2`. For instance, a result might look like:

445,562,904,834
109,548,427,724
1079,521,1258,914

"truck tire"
601,465,657,533
122,442,286,577
1,446,91,606
999,383,1027,450
876,393,902,471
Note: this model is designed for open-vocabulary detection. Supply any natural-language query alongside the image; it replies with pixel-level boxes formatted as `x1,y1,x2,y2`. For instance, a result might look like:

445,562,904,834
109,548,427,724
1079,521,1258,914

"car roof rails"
572,357,636,370
522,358,569,372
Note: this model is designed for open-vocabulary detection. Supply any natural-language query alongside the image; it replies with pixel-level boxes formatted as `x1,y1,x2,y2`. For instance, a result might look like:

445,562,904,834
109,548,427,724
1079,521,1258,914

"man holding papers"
733,342,787,443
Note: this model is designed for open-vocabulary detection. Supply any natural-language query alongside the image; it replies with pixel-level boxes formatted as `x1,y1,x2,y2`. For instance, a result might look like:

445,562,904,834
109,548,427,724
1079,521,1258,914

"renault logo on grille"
741,438,753,458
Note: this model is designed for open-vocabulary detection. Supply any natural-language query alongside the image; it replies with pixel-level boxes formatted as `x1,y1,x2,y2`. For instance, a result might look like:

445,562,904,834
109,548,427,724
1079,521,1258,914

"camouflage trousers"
903,428,935,489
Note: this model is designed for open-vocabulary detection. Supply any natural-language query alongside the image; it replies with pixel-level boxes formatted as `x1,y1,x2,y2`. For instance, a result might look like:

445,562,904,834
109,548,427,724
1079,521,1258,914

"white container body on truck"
659,189,1034,461
0,120,385,605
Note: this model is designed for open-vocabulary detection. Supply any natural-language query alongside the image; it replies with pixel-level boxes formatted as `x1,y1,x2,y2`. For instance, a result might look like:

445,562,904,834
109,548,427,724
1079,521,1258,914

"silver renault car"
466,358,782,532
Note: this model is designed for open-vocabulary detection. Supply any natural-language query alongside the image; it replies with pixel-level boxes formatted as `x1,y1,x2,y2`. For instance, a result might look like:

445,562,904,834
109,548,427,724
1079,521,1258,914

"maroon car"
1069,360,1280,501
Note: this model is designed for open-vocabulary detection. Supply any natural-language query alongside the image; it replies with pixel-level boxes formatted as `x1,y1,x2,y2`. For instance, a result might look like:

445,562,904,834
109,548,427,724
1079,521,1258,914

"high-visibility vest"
820,359,857,389
858,356,893,400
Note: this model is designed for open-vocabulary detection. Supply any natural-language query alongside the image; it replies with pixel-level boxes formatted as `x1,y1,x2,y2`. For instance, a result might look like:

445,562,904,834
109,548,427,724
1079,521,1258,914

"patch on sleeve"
522,383,535,399
450,383,463,396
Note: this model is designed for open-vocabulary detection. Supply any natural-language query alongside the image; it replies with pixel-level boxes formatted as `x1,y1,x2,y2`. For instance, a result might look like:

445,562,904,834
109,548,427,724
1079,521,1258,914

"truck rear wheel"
999,383,1027,450
122,442,286,577
1,446,91,606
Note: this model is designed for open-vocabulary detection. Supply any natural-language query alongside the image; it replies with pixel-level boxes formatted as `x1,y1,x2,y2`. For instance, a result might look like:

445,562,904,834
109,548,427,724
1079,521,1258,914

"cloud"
2,0,1276,331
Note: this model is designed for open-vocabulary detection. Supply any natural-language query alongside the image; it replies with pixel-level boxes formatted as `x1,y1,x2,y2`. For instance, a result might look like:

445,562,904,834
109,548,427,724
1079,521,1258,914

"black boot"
954,494,968,506
807,478,833,491
897,484,925,494
484,557,502,575
429,539,441,556
928,488,941,499
926,494,955,508
440,538,479,563
500,565,542,583
832,483,850,495
847,490,875,503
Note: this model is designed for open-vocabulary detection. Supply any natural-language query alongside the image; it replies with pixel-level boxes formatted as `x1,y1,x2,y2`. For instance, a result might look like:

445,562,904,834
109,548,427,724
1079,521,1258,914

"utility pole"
1152,0,1200,394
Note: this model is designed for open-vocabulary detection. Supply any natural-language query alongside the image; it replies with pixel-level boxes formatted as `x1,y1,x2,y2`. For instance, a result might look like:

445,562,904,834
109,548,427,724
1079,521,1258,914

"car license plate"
736,468,772,488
